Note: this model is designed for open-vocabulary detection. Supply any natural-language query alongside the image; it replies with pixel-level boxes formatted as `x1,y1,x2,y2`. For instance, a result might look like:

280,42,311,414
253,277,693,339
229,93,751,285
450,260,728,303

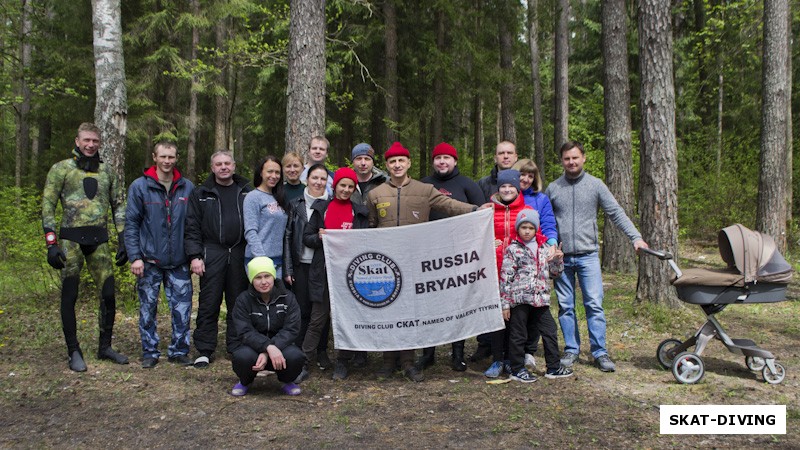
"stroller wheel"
657,339,683,369
672,352,705,384
745,356,766,371
762,362,785,385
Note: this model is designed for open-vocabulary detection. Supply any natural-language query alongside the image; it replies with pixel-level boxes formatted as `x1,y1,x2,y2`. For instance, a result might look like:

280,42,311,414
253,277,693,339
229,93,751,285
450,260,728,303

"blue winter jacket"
520,187,558,245
125,166,195,269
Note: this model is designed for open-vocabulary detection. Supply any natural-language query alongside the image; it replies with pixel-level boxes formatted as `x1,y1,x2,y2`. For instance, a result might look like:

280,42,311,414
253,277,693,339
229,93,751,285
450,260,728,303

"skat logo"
346,252,402,308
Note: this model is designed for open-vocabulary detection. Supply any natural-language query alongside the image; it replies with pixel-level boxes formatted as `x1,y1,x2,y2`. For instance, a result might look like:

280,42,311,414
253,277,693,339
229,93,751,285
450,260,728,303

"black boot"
69,349,87,372
97,277,127,364
451,341,467,372
415,347,436,370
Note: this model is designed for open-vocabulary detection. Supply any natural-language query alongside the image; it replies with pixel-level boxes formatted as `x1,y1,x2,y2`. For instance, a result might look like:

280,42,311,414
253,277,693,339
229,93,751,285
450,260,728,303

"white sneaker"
524,353,536,370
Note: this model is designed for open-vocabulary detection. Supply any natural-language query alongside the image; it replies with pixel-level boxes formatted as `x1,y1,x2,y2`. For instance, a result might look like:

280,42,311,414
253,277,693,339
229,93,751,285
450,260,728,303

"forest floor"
0,243,798,449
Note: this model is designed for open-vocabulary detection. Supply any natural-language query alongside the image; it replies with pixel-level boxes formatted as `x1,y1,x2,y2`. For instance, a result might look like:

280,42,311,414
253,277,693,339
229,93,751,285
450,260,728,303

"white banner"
322,208,505,351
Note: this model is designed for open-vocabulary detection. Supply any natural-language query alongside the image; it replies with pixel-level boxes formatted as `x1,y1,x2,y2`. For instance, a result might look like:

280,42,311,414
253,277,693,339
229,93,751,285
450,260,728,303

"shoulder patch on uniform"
376,202,390,209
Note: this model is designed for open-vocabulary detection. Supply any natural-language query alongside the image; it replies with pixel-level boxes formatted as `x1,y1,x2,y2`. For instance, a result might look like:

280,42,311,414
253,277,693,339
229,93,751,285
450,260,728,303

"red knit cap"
432,142,458,160
384,141,411,159
332,167,358,188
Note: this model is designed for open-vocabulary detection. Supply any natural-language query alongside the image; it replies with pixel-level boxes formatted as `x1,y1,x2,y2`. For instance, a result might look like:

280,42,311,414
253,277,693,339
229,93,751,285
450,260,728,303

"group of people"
42,122,647,397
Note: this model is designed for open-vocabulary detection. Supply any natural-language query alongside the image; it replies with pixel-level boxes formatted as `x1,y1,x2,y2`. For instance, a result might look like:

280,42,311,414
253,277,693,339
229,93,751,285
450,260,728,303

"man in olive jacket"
367,142,485,382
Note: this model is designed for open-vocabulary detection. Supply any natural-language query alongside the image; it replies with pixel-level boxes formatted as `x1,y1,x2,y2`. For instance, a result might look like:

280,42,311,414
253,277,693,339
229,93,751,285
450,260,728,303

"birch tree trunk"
285,0,326,158
601,0,636,273
636,0,679,307
553,0,569,153
92,0,127,187
756,0,789,251
784,8,792,231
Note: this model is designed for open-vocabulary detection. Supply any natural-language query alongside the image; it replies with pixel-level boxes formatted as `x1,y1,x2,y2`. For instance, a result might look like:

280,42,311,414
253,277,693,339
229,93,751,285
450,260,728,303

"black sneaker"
351,352,368,368
332,361,348,380
545,365,574,379
316,352,333,370
168,355,192,366
469,344,492,362
510,368,538,383
193,355,211,368
403,366,425,382
142,357,158,369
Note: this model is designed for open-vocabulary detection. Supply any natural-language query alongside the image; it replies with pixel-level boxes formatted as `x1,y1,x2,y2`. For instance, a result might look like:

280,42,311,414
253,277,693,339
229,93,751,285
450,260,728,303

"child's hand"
502,309,510,321
548,243,564,262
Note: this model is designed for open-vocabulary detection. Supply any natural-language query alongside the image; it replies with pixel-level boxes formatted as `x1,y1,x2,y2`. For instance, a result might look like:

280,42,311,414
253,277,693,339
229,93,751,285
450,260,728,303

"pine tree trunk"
472,94,483,178
553,0,569,153
186,0,200,180
636,0,679,307
92,0,127,188
384,0,399,144
527,0,544,171
601,0,636,273
756,0,789,251
433,9,444,146
214,20,228,152
285,0,326,158
15,0,33,188
498,2,516,144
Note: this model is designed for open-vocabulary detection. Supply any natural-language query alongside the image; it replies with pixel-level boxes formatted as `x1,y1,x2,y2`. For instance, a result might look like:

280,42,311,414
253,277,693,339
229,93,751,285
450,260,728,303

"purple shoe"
282,382,301,396
231,382,248,397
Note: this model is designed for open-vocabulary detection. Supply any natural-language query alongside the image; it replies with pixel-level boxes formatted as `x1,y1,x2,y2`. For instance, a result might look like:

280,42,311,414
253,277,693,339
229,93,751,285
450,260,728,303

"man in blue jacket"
546,141,648,373
125,142,195,368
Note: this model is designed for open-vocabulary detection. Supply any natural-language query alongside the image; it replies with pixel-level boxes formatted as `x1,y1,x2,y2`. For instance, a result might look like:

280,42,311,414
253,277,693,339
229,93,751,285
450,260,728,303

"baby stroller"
641,224,793,385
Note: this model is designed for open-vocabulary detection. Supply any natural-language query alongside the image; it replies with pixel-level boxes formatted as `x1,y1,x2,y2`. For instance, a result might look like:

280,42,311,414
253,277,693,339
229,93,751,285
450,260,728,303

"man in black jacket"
419,142,486,372
185,151,252,367
476,141,519,201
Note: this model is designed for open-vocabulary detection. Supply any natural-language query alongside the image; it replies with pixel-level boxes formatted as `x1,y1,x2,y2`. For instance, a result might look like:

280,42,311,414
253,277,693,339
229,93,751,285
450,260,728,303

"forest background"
0,0,798,299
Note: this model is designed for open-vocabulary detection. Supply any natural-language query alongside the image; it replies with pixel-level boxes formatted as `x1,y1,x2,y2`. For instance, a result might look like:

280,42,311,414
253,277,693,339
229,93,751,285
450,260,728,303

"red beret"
432,142,458,160
384,142,411,159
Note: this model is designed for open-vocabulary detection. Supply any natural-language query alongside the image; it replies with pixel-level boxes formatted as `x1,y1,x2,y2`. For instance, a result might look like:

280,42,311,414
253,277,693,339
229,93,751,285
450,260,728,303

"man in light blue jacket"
125,142,195,369
545,141,648,373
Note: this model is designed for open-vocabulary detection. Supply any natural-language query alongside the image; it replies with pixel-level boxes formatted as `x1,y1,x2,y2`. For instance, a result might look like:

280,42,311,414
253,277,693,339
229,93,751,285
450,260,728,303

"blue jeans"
137,263,193,359
554,252,608,359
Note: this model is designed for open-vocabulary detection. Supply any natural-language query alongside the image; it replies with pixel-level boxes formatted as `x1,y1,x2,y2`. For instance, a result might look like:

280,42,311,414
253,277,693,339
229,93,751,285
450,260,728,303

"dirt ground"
1,247,798,448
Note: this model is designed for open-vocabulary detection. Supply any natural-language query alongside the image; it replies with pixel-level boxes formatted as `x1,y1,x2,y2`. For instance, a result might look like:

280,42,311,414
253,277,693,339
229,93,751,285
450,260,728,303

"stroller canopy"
718,224,793,284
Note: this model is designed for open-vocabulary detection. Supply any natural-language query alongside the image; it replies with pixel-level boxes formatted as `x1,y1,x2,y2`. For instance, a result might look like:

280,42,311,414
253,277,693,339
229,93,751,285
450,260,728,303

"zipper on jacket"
396,187,401,226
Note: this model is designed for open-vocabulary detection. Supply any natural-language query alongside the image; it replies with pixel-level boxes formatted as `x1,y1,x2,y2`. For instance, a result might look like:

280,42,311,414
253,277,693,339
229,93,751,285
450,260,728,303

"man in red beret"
367,142,488,382
416,142,486,372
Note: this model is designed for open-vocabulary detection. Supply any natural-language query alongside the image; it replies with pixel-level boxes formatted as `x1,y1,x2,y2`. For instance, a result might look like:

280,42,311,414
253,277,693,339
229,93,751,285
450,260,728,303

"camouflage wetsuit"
42,148,126,357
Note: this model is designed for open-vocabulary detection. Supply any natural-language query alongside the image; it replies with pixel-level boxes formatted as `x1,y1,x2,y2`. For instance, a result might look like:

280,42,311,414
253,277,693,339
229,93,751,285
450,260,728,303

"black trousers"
231,344,305,385
508,304,560,372
194,245,249,357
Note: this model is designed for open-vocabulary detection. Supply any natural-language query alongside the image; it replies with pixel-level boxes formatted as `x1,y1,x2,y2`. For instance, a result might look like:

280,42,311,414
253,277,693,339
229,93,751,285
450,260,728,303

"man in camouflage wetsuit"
42,122,130,372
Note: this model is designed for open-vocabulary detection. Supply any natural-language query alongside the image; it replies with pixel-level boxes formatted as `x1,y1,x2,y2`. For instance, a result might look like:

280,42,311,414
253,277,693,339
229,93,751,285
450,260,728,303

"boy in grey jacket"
545,141,648,372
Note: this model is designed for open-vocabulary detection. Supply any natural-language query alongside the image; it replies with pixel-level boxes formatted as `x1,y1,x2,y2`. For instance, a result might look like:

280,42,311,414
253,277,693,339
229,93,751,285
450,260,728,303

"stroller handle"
639,247,683,278
639,247,673,260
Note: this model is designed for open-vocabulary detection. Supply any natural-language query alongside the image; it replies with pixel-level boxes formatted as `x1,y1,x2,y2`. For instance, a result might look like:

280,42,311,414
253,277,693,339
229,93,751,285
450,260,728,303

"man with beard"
417,142,486,371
